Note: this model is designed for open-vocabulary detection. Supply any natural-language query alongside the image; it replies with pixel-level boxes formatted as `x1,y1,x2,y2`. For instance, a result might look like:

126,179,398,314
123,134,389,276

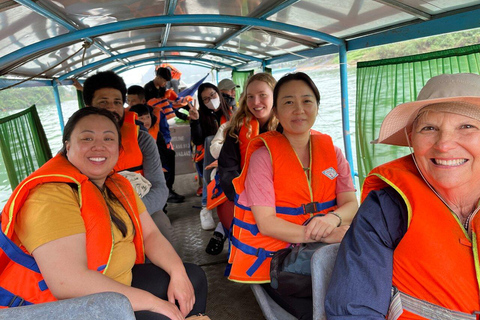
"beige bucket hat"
374,73,480,146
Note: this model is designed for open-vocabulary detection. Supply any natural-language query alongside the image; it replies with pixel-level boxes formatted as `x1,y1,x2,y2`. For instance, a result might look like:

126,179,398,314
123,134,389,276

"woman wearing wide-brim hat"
326,73,480,319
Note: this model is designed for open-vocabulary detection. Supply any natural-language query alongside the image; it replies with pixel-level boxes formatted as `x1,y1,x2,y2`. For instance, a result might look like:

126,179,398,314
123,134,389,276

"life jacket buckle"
7,295,25,307
302,202,318,214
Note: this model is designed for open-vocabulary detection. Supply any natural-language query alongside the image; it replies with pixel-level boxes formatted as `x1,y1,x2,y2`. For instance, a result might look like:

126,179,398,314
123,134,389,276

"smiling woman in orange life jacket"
325,73,480,320
228,72,358,320
0,107,207,320
203,73,278,256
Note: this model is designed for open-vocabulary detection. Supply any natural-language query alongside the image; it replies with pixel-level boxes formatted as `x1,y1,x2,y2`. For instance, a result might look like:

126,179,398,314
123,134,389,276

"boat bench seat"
251,243,340,320
312,243,340,320
0,292,135,320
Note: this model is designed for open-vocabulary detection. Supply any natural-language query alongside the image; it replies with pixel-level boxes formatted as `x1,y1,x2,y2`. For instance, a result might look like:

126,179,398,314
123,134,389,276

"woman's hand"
304,214,339,242
188,100,199,120
167,271,195,317
205,160,218,170
149,298,185,320
321,225,349,243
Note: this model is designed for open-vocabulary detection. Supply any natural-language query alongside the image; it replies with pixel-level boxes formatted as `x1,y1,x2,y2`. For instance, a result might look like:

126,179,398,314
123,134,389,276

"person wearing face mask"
189,83,233,231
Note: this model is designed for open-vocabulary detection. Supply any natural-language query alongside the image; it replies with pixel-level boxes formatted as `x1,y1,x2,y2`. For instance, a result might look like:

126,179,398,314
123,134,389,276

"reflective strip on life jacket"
388,287,480,320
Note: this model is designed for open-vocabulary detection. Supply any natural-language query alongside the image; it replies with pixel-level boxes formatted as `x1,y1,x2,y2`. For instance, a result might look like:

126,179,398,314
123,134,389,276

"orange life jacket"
193,115,228,163
0,154,145,307
148,123,160,141
147,90,177,120
227,130,339,283
123,108,136,124
206,118,260,210
238,117,260,169
160,63,182,80
115,111,143,175
362,156,480,319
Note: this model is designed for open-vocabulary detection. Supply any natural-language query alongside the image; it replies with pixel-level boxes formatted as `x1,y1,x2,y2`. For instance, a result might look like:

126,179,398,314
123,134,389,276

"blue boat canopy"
1,0,479,82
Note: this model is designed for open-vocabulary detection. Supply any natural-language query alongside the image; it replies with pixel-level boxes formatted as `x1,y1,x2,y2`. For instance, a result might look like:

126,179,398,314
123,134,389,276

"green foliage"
294,28,480,69
0,85,77,113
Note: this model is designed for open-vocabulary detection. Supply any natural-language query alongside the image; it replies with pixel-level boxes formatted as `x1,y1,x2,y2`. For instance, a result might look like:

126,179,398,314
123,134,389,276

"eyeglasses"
202,91,218,104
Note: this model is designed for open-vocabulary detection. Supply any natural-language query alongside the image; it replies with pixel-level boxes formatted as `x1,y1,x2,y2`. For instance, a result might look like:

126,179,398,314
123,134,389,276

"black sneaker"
167,190,185,203
205,231,226,255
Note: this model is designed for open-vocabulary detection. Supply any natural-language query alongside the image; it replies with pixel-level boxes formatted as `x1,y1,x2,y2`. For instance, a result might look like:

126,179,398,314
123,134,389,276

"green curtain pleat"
77,89,85,109
0,105,52,189
232,70,254,101
356,44,480,187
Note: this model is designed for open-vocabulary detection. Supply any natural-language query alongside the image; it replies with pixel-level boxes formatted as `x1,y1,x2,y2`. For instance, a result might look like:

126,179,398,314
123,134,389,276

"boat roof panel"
402,0,480,14
0,5,69,60
0,0,479,82
269,0,415,38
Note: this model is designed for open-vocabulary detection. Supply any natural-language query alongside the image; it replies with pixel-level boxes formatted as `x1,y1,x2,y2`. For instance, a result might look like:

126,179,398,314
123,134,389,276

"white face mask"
206,97,220,110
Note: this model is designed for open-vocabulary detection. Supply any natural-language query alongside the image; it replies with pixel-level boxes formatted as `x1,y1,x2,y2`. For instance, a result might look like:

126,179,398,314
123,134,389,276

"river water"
0,67,358,207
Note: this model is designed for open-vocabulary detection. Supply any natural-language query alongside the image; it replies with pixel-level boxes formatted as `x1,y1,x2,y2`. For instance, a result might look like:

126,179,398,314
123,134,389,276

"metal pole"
52,81,65,133
338,45,356,187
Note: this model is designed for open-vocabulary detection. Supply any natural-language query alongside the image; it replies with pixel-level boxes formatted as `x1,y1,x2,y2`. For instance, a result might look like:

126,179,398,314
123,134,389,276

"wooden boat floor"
167,173,264,320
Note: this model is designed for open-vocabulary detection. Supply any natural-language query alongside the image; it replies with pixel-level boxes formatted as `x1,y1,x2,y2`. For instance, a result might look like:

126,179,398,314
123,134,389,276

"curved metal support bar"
14,0,115,58
348,6,480,51
338,45,356,186
112,59,214,75
57,46,259,81
51,80,65,132
161,0,178,47
0,15,344,74
106,56,232,77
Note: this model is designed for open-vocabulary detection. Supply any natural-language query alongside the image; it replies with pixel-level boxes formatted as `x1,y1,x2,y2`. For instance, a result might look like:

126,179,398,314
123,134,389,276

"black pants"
132,263,207,320
261,283,313,320
156,132,176,191
160,148,176,191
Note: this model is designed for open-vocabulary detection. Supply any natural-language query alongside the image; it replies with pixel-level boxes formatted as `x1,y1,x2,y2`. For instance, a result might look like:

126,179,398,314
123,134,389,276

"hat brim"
374,96,480,146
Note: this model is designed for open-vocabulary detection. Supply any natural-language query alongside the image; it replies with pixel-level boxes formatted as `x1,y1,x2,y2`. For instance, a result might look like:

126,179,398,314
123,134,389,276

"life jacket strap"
0,287,32,308
122,165,144,173
388,287,480,320
0,232,40,273
234,194,337,216
232,217,259,236
230,236,275,277
211,173,223,199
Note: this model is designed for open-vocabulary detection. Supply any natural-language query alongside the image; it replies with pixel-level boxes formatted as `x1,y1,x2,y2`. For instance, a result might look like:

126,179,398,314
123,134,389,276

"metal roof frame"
0,14,343,75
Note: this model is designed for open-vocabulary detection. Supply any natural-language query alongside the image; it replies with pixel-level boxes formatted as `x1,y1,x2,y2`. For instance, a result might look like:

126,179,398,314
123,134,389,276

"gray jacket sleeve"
137,130,168,214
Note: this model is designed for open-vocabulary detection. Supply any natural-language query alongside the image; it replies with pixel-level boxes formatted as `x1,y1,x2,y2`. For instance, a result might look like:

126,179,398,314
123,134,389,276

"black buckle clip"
302,202,318,214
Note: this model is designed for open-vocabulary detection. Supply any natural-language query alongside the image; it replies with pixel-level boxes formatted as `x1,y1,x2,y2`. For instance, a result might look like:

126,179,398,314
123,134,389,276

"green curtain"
77,89,85,109
356,44,480,186
0,105,52,189
232,70,254,101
